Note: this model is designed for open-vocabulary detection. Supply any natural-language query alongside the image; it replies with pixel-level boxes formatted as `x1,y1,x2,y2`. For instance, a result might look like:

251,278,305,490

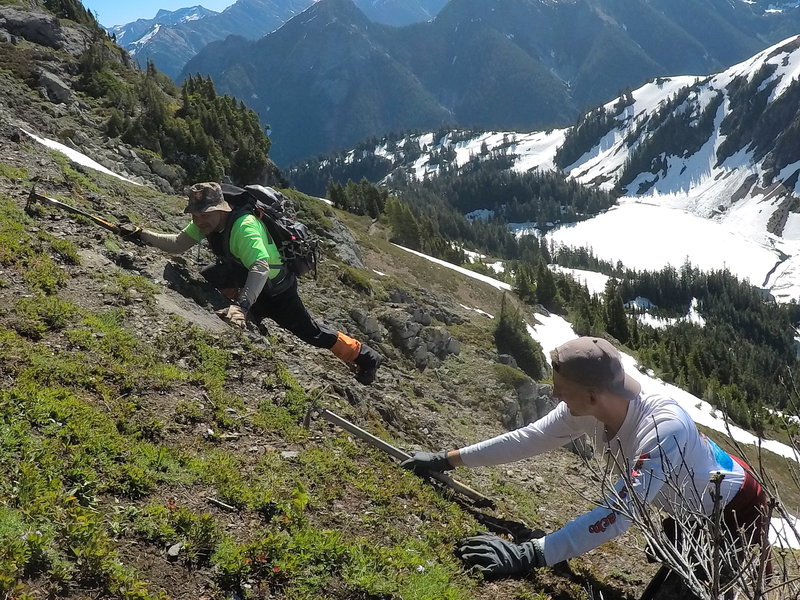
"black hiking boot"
354,344,382,385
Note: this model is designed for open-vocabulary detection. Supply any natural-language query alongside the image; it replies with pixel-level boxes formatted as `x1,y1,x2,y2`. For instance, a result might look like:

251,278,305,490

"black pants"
250,276,338,349
201,263,338,350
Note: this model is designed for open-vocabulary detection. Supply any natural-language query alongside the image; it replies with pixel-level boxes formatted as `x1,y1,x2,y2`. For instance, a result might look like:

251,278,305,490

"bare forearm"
446,449,464,467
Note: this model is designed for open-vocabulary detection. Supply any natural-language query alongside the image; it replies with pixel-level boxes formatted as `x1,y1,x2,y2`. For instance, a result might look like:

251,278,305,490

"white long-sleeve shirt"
458,392,746,565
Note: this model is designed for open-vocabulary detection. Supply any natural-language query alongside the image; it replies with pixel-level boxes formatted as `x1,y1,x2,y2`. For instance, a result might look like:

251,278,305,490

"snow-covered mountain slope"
334,35,800,301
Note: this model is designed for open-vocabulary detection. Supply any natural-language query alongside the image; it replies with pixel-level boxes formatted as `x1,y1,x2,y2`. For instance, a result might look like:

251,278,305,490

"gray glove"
118,223,142,240
400,451,453,475
455,534,546,576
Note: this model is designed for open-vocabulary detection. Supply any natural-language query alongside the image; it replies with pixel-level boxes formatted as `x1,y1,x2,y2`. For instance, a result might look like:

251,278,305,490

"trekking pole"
319,408,495,508
25,187,121,233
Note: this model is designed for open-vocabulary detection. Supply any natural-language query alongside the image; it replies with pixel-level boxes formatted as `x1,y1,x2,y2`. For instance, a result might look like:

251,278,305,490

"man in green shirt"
123,182,382,384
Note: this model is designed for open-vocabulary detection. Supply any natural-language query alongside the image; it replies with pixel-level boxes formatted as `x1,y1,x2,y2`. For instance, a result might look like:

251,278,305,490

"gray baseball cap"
550,337,641,400
184,182,231,214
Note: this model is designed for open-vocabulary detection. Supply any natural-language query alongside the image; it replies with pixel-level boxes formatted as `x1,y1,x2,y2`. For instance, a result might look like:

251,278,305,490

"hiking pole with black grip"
319,408,495,509
25,187,122,234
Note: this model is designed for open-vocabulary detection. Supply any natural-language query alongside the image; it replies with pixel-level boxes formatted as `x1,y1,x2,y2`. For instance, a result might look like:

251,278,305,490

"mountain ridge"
185,0,800,165
112,0,449,79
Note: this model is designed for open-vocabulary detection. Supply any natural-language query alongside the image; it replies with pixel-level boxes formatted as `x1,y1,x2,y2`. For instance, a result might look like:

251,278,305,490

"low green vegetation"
338,265,374,295
0,193,499,598
49,150,101,193
0,160,29,181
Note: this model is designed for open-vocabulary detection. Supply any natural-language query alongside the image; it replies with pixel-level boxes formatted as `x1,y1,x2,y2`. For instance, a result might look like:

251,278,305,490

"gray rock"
0,6,90,56
513,382,594,459
167,542,183,560
148,157,181,184
430,306,466,325
422,327,460,359
409,306,432,326
500,394,520,429
0,7,62,49
517,380,550,424
388,288,414,304
412,345,439,370
320,215,364,269
350,308,383,341
497,354,518,369
151,174,174,194
127,158,152,178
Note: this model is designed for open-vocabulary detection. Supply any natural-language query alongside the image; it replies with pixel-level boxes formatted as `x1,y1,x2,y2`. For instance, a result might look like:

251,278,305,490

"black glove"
118,223,143,241
400,450,454,475
455,534,545,576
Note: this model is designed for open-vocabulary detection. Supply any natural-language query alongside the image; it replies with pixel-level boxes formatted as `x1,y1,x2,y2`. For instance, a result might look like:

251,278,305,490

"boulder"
384,312,460,371
388,288,414,304
429,305,465,325
0,7,62,49
500,394,520,429
350,308,383,342
0,6,89,56
497,354,518,369
319,215,365,269
517,380,551,424
147,156,182,185
386,314,423,352
408,306,432,325
422,326,460,359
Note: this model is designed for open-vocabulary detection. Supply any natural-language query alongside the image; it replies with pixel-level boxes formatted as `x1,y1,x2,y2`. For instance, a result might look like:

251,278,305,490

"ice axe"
318,408,496,508
25,187,122,234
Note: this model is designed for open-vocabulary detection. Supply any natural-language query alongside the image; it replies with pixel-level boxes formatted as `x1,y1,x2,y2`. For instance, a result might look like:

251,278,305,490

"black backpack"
221,183,319,278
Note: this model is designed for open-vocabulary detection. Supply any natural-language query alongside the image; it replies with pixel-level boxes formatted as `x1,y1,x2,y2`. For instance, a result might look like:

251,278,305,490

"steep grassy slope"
0,144,662,599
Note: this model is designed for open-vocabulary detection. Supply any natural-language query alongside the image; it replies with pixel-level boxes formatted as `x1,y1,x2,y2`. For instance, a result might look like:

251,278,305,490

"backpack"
220,183,319,278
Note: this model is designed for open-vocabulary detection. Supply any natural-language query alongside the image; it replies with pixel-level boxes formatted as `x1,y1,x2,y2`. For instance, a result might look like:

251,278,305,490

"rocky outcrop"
37,69,71,103
319,217,365,269
499,374,594,460
0,6,91,57
383,309,460,371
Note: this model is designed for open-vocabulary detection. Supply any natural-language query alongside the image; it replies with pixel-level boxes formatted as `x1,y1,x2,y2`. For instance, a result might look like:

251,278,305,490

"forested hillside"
1,0,277,192
321,172,800,436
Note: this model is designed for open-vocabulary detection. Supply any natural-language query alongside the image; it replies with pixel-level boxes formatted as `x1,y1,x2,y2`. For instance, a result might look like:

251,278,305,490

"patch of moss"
339,265,373,295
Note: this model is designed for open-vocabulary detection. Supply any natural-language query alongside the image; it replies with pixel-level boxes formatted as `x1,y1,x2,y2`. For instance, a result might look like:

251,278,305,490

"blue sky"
82,0,237,27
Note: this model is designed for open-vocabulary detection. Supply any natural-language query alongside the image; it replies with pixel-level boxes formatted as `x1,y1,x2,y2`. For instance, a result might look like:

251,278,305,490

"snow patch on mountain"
358,35,800,303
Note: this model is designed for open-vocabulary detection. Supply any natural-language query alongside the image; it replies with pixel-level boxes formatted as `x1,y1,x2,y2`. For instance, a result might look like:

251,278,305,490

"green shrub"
494,298,545,379
23,255,68,294
339,265,373,295
12,295,80,339
0,161,28,181
493,363,530,389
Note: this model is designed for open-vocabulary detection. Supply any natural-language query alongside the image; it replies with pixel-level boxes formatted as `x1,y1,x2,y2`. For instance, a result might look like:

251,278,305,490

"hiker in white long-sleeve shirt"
401,336,769,594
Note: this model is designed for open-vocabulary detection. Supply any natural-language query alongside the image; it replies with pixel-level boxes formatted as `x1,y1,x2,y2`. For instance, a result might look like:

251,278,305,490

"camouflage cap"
184,182,231,214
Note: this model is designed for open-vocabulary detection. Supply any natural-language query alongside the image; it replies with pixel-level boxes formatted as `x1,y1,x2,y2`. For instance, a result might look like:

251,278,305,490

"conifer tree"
604,279,629,343
535,259,558,311
494,296,544,379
